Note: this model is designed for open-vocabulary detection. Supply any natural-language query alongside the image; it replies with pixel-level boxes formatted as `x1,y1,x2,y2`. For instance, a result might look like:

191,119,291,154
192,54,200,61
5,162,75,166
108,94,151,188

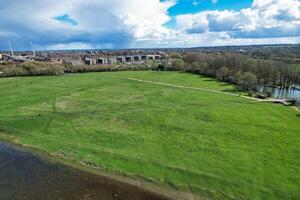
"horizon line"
0,43,299,52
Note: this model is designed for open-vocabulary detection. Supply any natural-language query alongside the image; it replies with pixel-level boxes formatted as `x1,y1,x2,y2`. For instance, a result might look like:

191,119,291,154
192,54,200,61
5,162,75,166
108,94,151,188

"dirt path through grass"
109,76,300,112
110,76,240,97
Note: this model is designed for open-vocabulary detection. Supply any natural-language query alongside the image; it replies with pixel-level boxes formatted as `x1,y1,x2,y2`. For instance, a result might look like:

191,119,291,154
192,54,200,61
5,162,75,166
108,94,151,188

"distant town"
0,44,169,66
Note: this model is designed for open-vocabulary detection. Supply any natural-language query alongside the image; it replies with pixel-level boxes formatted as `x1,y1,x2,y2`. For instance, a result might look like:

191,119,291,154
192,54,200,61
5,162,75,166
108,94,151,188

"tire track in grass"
160,105,174,187
163,91,201,199
104,75,242,197
105,76,256,198
132,79,168,183
104,76,225,196
159,102,195,196
43,97,57,134
130,77,175,190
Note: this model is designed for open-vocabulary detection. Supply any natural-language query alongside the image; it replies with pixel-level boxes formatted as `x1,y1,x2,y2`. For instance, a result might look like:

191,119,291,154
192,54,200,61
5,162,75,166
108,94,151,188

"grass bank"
0,71,299,199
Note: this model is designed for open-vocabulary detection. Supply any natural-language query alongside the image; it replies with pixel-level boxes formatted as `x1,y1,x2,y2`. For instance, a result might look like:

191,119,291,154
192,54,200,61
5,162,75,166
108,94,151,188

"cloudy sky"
0,0,299,50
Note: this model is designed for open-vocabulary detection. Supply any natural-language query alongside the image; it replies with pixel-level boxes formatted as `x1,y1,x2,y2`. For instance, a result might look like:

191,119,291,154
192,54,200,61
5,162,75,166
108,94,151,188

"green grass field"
0,71,299,199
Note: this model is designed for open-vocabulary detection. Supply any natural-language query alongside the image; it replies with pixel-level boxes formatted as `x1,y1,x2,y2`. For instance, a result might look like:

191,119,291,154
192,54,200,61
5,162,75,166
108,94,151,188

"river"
0,142,170,200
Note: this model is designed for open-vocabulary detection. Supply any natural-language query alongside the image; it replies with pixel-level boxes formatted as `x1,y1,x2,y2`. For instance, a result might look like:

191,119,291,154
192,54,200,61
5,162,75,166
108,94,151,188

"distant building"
116,56,125,63
154,55,161,59
11,55,33,62
108,57,117,64
133,55,141,61
63,53,163,66
85,58,96,65
141,55,148,61
125,56,134,62
147,55,155,60
66,60,83,66
96,57,108,65
0,54,2,60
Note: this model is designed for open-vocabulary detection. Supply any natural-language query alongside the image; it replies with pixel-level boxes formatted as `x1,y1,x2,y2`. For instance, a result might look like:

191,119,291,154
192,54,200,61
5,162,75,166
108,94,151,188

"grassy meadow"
0,71,299,199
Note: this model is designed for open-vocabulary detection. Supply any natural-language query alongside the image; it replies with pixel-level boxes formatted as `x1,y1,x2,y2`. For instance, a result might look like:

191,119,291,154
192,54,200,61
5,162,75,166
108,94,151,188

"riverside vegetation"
0,71,299,199
167,52,300,90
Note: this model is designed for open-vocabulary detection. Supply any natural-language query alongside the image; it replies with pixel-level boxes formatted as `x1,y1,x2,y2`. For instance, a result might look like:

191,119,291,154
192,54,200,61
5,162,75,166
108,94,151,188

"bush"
288,99,298,106
0,61,65,77
248,91,256,97
256,93,267,99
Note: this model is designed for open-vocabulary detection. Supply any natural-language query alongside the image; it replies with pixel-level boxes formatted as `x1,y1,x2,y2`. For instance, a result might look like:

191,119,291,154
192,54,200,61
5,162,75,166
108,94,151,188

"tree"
216,66,229,81
169,52,182,59
172,59,186,71
238,72,257,90
183,52,204,63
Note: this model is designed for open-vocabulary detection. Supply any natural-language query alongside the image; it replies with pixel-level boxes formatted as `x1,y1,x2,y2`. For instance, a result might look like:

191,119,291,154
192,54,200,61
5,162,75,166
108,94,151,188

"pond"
0,142,170,200
257,85,300,104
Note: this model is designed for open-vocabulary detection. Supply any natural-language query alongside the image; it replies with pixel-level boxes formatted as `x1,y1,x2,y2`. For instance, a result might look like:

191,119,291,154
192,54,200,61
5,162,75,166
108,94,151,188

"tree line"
166,52,300,91
0,61,158,77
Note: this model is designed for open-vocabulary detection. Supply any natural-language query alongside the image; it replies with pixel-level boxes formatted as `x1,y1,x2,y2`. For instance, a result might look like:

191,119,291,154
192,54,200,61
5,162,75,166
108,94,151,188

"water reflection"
257,85,300,104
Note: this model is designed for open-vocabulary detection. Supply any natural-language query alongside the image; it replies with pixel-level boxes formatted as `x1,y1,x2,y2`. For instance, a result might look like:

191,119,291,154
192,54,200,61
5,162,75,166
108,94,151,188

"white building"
66,60,83,66
96,57,108,64
116,56,126,63
85,58,96,65
125,56,134,62
108,57,117,64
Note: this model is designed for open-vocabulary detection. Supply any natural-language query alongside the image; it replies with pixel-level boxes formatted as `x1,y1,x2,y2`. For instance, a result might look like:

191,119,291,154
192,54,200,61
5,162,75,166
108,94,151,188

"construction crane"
31,41,36,57
6,41,32,62
8,41,14,56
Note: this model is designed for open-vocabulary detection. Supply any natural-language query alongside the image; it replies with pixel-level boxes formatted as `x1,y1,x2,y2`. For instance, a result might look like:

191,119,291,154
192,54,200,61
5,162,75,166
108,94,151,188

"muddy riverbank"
0,141,172,200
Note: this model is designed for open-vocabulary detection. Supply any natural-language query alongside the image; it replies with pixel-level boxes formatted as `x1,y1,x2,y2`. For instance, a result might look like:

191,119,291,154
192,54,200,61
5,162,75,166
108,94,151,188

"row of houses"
67,54,162,66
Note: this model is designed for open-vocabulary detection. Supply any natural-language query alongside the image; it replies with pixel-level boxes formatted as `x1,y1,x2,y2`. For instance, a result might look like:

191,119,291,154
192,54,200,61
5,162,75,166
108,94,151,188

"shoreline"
0,135,198,200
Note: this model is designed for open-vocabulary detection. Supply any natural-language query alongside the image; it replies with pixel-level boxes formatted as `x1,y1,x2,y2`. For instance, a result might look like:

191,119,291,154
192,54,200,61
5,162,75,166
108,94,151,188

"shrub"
288,99,298,106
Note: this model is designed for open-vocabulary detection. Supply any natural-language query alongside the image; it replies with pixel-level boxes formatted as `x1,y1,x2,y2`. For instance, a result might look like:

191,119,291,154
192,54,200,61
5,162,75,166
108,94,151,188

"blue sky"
166,0,253,15
0,0,299,50
164,0,253,28
54,15,78,26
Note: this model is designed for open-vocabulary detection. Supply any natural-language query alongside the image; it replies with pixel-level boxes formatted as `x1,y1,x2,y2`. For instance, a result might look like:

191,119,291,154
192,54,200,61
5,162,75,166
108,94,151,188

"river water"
0,142,170,200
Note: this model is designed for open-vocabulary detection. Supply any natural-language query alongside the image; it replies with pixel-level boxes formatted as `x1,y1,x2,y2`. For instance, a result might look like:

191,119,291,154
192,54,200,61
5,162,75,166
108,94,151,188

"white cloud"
0,0,299,49
0,0,175,49
175,0,300,38
41,42,93,50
